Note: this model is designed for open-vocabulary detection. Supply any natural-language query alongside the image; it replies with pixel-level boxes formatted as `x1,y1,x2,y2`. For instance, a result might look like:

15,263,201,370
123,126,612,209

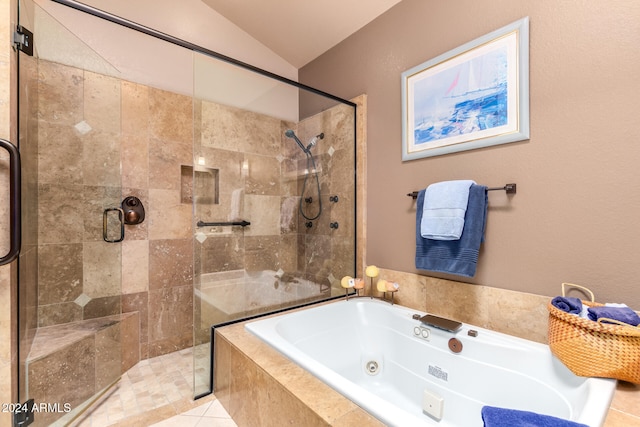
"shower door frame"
38,0,359,401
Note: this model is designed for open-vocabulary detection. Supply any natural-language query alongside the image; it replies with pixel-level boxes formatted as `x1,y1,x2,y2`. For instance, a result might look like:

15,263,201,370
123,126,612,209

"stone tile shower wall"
193,99,355,336
37,60,193,359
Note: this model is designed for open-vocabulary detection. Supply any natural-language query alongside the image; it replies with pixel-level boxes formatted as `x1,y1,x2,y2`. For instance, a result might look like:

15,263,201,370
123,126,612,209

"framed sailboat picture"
401,17,529,161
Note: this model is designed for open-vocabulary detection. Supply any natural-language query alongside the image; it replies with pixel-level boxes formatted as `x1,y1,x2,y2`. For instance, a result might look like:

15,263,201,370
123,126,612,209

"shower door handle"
103,207,125,243
0,139,21,265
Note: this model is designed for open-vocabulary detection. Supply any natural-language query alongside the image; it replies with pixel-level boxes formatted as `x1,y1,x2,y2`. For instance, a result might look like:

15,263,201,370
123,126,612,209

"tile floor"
149,400,237,427
60,347,236,427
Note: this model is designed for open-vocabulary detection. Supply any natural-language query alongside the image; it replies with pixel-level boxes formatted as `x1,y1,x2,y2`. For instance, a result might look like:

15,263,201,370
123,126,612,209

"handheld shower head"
285,130,324,221
285,129,307,153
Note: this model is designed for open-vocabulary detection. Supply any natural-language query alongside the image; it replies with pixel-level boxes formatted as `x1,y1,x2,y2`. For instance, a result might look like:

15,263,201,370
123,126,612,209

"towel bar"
407,183,516,199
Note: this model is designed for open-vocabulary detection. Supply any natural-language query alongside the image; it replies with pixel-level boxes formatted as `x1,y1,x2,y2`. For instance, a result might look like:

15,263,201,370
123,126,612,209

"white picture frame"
402,17,530,161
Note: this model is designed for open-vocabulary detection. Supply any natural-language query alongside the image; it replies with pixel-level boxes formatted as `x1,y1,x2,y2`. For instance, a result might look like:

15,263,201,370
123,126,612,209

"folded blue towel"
420,180,475,240
415,184,487,277
481,406,588,427
551,296,583,315
587,305,640,326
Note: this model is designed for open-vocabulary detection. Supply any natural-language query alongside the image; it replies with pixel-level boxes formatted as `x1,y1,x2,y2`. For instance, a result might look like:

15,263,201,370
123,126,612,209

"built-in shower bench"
24,312,140,426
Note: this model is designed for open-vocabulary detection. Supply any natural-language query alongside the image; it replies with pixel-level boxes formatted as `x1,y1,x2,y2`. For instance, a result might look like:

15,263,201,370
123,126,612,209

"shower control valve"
329,195,339,203
329,222,339,229
121,196,145,225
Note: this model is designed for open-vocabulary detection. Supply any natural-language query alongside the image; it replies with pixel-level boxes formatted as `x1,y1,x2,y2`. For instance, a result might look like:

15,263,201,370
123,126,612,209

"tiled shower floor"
62,347,236,427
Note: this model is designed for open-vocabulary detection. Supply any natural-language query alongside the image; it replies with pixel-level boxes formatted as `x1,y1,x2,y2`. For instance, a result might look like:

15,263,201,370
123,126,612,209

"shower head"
285,129,308,153
285,130,325,154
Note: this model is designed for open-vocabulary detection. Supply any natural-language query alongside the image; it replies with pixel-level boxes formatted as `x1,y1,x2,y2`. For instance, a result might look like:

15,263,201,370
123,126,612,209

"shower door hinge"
13,25,34,56
12,399,35,427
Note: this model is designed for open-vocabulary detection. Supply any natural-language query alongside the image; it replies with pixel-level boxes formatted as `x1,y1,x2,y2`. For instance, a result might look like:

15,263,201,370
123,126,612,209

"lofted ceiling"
200,0,403,68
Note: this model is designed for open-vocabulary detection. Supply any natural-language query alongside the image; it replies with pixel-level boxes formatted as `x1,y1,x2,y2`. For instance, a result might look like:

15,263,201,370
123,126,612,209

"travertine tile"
83,185,122,242
122,292,149,345
244,236,280,272
148,136,191,191
610,382,640,416
38,243,83,305
38,183,85,244
84,295,121,320
244,153,281,196
38,301,83,327
81,130,122,187
121,240,149,295
147,286,193,351
120,312,140,372
28,336,96,426
333,409,385,427
38,121,83,184
148,189,192,240
83,71,121,134
485,286,550,343
148,239,193,289
199,234,244,274
38,60,83,125
95,322,122,391
148,88,193,145
121,81,149,136
83,241,121,298
121,133,149,190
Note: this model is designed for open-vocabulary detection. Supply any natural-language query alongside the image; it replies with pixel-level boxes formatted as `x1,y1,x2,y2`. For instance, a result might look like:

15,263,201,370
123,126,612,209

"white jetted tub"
245,298,616,427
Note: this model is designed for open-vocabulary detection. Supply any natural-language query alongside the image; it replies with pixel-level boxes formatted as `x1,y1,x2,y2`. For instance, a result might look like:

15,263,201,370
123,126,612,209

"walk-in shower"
285,129,324,221
14,0,357,423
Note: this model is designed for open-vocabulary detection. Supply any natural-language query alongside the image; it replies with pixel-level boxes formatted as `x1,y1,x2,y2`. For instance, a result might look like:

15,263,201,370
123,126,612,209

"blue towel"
551,296,583,315
415,184,487,277
481,406,588,427
420,180,475,240
587,305,640,326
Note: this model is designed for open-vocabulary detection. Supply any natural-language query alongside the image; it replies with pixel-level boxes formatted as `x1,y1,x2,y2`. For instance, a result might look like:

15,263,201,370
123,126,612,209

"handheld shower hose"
285,130,324,221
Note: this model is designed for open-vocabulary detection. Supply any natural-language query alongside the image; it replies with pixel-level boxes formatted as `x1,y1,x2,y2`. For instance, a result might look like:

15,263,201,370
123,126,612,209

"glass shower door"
17,1,126,424
191,51,357,396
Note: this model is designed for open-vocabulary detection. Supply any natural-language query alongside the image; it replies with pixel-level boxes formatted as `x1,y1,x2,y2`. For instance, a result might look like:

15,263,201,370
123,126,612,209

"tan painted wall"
300,0,640,309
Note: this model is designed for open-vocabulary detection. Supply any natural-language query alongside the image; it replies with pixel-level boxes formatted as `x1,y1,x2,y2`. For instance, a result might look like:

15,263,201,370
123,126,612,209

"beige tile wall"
36,60,194,359
193,98,357,338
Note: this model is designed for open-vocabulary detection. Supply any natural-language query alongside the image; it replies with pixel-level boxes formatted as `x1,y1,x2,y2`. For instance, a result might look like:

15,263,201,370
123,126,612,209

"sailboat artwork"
413,48,508,145
401,17,529,161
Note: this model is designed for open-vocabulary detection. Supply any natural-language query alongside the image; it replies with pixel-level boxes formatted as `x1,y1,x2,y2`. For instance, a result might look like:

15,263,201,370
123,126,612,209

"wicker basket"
547,283,640,384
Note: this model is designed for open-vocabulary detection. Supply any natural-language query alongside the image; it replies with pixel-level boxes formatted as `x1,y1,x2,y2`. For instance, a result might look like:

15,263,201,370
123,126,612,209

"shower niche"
182,164,220,205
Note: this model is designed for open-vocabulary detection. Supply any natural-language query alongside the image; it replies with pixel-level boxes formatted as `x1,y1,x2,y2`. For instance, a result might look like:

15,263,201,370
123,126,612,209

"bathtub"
245,299,616,427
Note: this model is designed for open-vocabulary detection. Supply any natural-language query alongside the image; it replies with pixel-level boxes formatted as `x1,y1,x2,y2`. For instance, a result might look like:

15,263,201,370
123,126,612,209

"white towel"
420,180,475,240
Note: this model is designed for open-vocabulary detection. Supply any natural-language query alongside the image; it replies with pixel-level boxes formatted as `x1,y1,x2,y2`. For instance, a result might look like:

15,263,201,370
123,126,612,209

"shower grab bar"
197,220,251,228
0,139,21,265
407,183,516,199
103,207,125,243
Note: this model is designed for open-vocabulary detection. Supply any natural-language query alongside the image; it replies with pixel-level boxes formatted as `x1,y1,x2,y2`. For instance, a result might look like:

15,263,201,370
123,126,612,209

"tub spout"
418,314,462,333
